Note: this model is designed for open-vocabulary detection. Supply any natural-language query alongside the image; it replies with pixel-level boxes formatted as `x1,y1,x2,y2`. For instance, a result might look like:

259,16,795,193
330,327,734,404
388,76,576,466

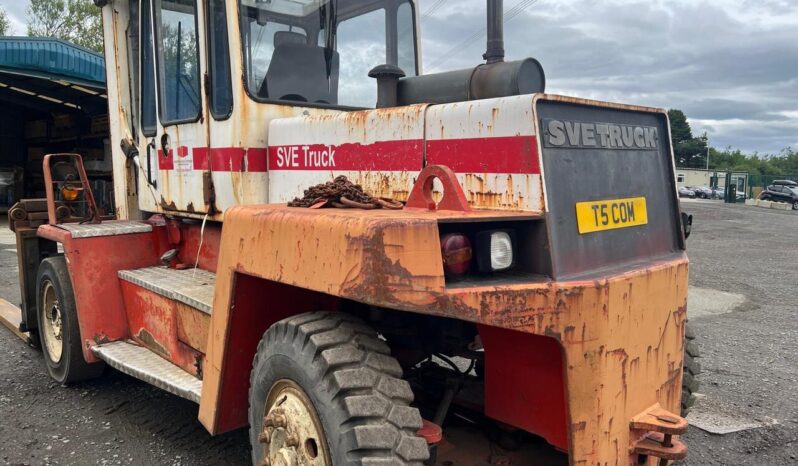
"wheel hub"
259,380,330,466
41,281,64,363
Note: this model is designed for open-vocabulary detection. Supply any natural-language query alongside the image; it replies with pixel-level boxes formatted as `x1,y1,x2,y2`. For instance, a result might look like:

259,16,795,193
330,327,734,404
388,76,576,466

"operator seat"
261,31,339,105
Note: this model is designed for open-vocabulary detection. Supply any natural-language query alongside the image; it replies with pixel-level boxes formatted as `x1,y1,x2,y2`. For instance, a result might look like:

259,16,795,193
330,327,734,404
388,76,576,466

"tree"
667,109,708,168
0,8,12,36
27,0,103,53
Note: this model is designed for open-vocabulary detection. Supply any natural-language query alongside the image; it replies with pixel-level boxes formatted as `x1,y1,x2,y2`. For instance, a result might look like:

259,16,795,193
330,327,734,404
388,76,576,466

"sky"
2,0,797,154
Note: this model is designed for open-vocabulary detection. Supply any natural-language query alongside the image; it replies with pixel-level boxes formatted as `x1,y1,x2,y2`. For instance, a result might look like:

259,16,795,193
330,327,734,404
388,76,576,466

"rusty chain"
287,176,403,210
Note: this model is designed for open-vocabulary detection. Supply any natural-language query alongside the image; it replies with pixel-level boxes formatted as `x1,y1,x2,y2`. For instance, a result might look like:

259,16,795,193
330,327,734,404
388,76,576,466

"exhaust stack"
374,0,545,107
484,0,505,64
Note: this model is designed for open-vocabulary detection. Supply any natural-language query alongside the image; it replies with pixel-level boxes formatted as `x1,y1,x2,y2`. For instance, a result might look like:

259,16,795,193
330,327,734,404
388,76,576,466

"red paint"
478,324,568,451
120,282,203,376
246,148,268,172
158,148,174,170
153,136,536,174
176,221,222,272
210,273,339,434
426,136,541,174
406,165,471,212
37,224,166,363
268,140,423,171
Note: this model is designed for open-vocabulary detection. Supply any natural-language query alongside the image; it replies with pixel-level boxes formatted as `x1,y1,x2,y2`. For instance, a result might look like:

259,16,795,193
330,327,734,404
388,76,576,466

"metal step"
118,266,215,315
92,340,202,403
58,220,153,238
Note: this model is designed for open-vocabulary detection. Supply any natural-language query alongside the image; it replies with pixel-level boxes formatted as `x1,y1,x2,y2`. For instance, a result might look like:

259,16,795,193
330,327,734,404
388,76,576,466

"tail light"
440,233,472,275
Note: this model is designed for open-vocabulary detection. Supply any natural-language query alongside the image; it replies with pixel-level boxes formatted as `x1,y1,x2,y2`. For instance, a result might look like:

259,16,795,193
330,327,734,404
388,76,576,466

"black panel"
536,99,684,279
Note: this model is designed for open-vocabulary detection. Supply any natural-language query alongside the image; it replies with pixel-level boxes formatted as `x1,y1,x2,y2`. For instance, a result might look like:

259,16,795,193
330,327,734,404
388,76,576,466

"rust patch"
137,328,169,357
159,196,178,211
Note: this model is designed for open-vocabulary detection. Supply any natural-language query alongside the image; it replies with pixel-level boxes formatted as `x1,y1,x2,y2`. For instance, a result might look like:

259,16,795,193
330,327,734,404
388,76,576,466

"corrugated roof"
0,37,105,89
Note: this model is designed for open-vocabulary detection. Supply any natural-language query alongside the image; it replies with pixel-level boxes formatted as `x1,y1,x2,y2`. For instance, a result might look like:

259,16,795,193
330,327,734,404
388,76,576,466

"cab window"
238,0,417,108
141,0,158,135
155,0,202,124
208,0,233,119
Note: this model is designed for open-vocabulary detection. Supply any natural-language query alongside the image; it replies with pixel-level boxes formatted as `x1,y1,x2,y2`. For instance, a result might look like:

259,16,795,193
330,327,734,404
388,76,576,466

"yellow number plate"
575,197,648,234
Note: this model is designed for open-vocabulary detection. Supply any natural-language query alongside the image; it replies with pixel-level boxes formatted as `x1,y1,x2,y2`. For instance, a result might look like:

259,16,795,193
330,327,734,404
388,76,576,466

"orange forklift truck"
5,0,699,464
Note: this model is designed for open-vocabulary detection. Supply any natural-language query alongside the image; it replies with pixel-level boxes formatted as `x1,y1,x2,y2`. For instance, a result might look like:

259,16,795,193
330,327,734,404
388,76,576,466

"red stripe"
247,148,268,172
157,136,537,174
193,147,209,170
158,148,174,170
426,136,540,174
191,148,269,173
211,147,246,172
268,140,422,171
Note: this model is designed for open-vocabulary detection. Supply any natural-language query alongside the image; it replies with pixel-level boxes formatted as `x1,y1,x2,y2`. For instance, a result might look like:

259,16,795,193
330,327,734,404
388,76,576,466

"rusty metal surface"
120,281,206,377
406,165,471,212
425,96,544,212
36,224,162,363
268,104,428,206
119,267,215,315
91,340,202,403
199,204,688,465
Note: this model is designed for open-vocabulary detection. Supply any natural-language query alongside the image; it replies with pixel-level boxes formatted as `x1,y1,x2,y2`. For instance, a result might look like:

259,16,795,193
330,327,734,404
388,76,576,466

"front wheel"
249,312,429,466
36,256,104,384
792,200,798,210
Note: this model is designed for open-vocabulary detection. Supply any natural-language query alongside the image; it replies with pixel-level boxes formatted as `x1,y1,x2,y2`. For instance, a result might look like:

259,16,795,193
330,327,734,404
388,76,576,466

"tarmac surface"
0,201,796,465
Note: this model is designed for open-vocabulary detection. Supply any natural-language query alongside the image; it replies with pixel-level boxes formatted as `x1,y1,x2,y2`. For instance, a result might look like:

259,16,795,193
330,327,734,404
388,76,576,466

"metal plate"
536,98,683,278
57,220,153,238
92,340,202,403
118,267,215,315
575,196,648,234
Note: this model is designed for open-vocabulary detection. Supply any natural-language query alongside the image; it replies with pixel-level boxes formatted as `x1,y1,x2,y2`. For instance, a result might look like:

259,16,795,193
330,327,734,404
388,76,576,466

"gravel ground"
678,201,798,465
0,202,796,465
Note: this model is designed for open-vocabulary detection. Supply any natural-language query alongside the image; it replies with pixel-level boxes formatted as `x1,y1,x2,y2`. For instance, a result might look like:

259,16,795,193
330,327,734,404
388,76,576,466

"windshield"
239,0,417,108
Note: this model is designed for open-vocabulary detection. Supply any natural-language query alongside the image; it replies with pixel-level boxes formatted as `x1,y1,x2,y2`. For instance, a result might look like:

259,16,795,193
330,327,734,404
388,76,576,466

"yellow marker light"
61,185,82,202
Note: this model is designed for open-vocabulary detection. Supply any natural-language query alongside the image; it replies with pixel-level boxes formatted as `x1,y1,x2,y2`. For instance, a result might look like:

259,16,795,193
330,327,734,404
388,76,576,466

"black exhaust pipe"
376,0,545,107
484,0,505,64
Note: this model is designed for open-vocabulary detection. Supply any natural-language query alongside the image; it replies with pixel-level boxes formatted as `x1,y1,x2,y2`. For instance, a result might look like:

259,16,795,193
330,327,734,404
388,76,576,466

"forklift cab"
124,0,419,219
239,0,419,107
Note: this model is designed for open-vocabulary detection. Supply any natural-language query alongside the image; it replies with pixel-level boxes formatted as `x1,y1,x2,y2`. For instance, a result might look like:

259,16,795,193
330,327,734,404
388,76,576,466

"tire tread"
249,312,428,465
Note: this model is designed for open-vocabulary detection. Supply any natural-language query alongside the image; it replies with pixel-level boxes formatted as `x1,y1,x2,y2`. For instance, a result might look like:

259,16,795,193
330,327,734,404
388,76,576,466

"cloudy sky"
2,0,796,153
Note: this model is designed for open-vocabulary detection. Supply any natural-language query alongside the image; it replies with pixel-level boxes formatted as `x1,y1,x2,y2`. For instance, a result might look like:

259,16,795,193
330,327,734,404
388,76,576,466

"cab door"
148,0,210,214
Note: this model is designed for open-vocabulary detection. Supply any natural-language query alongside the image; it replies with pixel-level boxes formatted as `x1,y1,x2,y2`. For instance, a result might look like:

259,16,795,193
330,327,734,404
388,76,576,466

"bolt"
285,432,300,448
264,413,286,428
273,414,287,428
258,429,271,444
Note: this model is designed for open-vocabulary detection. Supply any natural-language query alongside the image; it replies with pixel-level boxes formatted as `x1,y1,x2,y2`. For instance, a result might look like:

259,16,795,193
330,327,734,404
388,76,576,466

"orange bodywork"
199,205,688,465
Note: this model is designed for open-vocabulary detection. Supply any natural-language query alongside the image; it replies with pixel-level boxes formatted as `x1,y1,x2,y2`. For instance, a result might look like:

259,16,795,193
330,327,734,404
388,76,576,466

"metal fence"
748,174,798,198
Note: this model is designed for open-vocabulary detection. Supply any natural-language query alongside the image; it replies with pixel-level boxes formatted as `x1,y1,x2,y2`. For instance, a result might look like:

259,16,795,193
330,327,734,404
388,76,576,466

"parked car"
687,185,713,199
711,187,725,199
759,184,798,209
773,179,798,187
678,186,696,198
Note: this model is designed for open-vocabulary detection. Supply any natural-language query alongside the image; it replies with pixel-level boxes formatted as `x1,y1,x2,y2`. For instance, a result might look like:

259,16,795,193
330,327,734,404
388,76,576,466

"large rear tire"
36,256,104,384
682,323,701,415
249,312,429,466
